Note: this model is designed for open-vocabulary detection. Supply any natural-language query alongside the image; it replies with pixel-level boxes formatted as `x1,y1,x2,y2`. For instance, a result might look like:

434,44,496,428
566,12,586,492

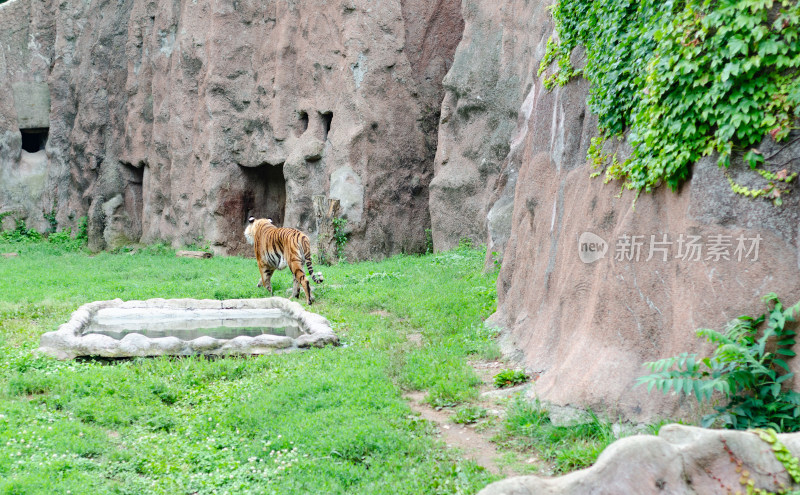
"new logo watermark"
578,231,762,264
578,232,608,264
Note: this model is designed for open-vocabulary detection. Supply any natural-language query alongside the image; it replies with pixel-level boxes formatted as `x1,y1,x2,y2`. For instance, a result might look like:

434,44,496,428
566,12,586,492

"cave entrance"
320,111,333,141
241,163,286,227
20,128,48,153
121,162,145,242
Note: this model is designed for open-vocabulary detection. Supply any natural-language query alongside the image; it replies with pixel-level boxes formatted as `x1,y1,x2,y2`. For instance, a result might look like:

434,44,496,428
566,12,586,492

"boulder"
479,425,800,495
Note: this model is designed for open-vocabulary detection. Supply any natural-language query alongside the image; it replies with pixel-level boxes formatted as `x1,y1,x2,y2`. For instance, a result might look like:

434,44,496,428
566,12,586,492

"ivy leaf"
758,39,780,57
729,37,749,57
720,61,741,82
744,149,765,169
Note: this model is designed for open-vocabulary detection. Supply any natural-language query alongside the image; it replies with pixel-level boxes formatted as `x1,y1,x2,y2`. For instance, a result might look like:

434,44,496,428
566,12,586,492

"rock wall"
0,0,462,256
438,0,800,421
429,0,549,252
0,0,56,232
491,73,800,420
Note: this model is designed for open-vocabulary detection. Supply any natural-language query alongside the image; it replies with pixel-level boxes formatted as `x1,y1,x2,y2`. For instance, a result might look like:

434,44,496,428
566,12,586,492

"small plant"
491,251,502,270
75,216,89,243
331,217,348,259
136,242,174,256
425,228,434,255
47,228,87,252
727,167,798,206
638,293,800,431
494,369,529,388
452,405,488,425
458,237,473,250
43,204,58,233
0,219,42,243
754,428,800,484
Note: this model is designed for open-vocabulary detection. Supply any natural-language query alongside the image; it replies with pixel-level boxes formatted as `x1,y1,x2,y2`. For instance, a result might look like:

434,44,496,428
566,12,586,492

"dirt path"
405,390,509,473
403,360,538,477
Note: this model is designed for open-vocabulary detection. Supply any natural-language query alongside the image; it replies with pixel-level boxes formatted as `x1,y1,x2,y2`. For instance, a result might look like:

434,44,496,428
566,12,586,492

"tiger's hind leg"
288,256,313,304
259,268,275,296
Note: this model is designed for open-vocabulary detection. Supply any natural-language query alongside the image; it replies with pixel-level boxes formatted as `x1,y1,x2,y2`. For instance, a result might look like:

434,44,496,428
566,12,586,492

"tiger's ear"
267,218,273,223
248,216,256,224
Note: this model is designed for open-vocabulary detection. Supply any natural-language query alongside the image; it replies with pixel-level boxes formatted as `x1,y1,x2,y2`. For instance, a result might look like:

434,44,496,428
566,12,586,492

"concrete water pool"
37,298,337,359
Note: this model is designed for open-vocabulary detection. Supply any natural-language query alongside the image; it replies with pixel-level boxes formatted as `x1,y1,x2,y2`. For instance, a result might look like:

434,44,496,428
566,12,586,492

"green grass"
0,239,502,494
496,396,620,474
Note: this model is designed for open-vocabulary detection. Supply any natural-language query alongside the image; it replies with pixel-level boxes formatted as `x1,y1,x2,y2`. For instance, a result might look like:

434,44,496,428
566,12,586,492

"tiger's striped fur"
244,217,323,304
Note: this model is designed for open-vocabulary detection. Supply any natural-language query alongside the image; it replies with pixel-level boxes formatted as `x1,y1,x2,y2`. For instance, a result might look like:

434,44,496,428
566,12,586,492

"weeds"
498,397,619,474
493,369,528,388
1,219,42,243
332,217,348,259
452,405,488,425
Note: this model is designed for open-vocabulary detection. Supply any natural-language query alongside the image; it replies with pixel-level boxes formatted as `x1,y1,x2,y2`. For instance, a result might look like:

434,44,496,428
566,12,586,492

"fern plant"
638,293,800,431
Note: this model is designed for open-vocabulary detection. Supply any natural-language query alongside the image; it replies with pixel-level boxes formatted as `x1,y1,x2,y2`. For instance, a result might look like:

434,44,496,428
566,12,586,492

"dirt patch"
403,360,537,476
406,332,423,347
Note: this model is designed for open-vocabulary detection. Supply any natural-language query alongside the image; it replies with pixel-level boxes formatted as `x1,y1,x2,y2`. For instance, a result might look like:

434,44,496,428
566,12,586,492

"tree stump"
313,195,341,265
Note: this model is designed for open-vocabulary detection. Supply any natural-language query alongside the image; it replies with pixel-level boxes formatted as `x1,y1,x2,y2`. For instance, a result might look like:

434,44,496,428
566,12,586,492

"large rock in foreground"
480,425,800,495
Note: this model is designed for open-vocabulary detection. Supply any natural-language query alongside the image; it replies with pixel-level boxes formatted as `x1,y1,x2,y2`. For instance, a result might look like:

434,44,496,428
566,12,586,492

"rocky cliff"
439,0,800,421
429,0,548,252
0,0,462,256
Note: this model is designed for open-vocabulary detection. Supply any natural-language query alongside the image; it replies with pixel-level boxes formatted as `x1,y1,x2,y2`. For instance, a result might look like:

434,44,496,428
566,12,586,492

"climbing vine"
755,428,800,485
540,0,800,199
716,429,800,494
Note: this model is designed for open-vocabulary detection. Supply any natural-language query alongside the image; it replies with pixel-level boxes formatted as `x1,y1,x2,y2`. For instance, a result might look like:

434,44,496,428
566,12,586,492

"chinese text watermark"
579,232,762,264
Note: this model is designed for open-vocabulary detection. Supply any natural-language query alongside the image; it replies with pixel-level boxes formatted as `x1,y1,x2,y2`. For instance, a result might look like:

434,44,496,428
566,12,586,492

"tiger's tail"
302,235,324,284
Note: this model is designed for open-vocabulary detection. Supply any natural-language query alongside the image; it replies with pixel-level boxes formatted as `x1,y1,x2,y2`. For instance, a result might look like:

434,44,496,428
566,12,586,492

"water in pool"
82,307,303,340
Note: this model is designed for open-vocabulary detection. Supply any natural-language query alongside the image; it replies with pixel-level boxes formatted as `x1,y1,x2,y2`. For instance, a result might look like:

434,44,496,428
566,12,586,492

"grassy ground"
0,237,622,494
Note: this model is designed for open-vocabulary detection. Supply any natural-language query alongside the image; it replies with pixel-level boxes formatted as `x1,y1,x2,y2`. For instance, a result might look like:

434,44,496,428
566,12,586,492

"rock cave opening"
320,111,333,141
240,163,287,227
296,111,309,136
121,162,145,242
20,127,48,153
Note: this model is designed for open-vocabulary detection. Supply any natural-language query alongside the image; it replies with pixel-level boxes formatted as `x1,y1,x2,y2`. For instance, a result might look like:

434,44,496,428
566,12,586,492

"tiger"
244,216,323,305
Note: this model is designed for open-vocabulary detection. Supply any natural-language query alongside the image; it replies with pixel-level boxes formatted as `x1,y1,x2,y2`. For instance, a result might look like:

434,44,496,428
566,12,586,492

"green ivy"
755,428,800,485
727,167,797,205
541,0,800,197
